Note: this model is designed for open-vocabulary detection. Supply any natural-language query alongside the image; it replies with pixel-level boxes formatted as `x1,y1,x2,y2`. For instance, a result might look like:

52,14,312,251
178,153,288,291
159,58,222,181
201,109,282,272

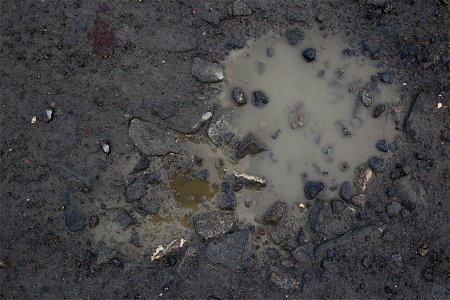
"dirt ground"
1,0,449,299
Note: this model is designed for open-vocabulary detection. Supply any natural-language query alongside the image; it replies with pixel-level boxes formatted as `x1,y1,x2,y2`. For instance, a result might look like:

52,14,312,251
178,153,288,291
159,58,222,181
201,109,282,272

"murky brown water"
91,29,400,257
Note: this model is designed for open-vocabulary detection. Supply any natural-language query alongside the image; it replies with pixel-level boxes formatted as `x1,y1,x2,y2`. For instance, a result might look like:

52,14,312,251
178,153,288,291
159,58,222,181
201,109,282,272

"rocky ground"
1,0,449,298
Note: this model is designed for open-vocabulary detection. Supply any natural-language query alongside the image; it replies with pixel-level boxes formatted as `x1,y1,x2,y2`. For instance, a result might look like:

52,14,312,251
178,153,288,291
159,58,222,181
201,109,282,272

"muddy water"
218,29,400,218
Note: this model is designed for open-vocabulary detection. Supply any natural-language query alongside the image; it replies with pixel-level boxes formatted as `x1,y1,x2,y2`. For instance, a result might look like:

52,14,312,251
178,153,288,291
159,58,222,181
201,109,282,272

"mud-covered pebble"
252,91,269,107
376,139,388,152
302,48,316,62
372,104,386,118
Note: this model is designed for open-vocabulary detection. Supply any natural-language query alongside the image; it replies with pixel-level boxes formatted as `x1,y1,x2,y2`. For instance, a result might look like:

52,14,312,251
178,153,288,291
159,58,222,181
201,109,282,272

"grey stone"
207,111,233,146
262,201,287,225
391,253,403,267
404,94,435,142
194,212,237,240
362,255,372,269
227,36,246,49
191,58,224,83
386,201,402,217
394,175,427,208
376,139,388,152
129,118,183,156
200,11,222,26
130,155,149,174
286,10,307,23
442,130,450,142
232,87,247,106
292,243,314,262
167,108,213,134
304,181,324,200
360,89,374,107
61,165,93,190
205,231,248,270
306,200,325,233
267,248,280,259
340,181,352,202
232,0,252,16
234,133,268,160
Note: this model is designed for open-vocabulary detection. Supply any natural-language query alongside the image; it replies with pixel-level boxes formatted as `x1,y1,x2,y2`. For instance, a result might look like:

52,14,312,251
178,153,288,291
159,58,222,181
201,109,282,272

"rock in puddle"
217,192,237,210
285,29,304,46
194,212,237,240
304,181,325,200
205,231,249,270
234,133,268,160
252,91,269,107
372,104,386,118
302,48,316,62
378,71,394,84
354,167,373,194
63,191,87,232
129,118,183,156
125,172,162,202
262,201,287,225
229,171,266,190
376,139,388,152
207,111,233,146
191,58,224,83
232,87,247,106
360,88,374,107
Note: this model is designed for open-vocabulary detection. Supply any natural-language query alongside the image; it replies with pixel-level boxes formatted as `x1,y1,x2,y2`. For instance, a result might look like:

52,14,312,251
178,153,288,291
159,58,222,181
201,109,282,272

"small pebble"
376,139,388,152
302,48,316,62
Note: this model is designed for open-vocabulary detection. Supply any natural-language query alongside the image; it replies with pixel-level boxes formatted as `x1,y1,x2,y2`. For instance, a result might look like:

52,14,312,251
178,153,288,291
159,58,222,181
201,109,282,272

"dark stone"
376,139,388,152
267,248,280,259
285,29,304,46
83,249,96,266
232,87,247,106
304,181,325,200
262,201,287,225
342,48,356,57
115,211,135,229
232,0,252,16
297,228,309,245
194,212,237,240
340,181,352,202
166,256,177,266
233,182,244,192
302,48,316,62
200,11,221,26
306,200,325,232
336,121,352,137
252,91,269,107
192,58,224,83
362,256,372,269
378,71,394,84
223,132,235,144
227,36,246,49
286,10,306,23
234,133,268,160
266,47,275,57
125,172,163,202
368,156,385,173
217,192,237,210
205,231,248,270
198,169,209,180
442,130,450,142
65,209,87,232
221,182,231,193
130,156,149,174
371,49,384,60
89,215,99,227
331,199,345,214
372,104,386,118
64,191,87,232
271,129,281,139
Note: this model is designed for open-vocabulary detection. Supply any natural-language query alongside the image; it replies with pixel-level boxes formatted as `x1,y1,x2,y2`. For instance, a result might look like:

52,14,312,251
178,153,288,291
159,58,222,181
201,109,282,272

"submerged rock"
302,48,316,62
234,133,268,160
194,212,237,240
207,112,233,146
125,172,163,202
372,104,386,118
376,139,388,152
368,156,385,173
360,89,374,107
229,171,266,190
129,119,183,156
191,58,224,83
262,201,287,225
285,29,304,46
252,91,269,107
378,71,394,84
232,87,247,106
304,181,325,200
217,192,237,210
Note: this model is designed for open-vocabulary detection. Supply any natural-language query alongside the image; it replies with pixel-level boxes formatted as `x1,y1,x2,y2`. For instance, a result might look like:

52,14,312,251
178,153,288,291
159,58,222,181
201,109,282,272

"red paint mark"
87,20,114,55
